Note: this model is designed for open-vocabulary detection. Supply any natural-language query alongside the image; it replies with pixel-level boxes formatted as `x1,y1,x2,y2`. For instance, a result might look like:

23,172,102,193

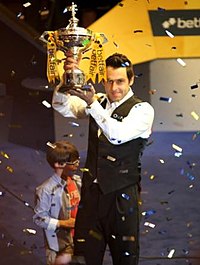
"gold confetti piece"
89,230,102,240
77,238,85,242
191,111,199,120
148,89,156,95
122,236,135,242
80,168,89,172
6,166,13,173
106,155,116,162
172,144,182,153
0,151,9,159
150,175,155,180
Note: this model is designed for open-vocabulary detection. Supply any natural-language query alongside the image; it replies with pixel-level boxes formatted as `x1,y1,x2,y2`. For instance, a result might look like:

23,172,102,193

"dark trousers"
74,183,140,265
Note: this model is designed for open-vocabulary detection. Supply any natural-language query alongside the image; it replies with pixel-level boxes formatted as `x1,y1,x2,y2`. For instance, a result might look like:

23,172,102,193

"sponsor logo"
162,17,200,29
148,10,200,36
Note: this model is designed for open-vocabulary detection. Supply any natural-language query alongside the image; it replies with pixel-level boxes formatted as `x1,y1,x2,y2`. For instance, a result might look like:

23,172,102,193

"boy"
33,141,81,265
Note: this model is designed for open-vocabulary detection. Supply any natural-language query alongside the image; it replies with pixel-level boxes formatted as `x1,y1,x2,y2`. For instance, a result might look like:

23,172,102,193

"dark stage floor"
0,96,200,265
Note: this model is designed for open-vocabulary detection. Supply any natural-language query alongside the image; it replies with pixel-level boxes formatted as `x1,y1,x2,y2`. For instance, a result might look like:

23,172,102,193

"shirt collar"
52,173,66,187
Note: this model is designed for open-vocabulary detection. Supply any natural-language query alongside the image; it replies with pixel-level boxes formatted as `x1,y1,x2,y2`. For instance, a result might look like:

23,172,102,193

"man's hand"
64,50,81,71
69,85,96,106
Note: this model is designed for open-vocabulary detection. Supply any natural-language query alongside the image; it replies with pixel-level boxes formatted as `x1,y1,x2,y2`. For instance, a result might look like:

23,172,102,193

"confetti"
135,73,143,78
168,190,175,195
149,89,157,95
46,142,56,149
123,252,130,256
23,228,36,235
176,58,186,67
133,30,143,33
191,111,199,120
63,134,73,138
121,193,130,200
89,230,102,240
159,159,165,164
122,236,135,241
190,84,198,89
42,100,51,108
168,249,175,258
176,113,183,117
0,151,9,159
121,61,130,67
10,70,16,77
113,41,119,48
149,175,155,180
144,222,156,228
142,209,156,217
68,121,80,127
77,238,85,242
157,7,165,11
159,97,172,103
80,167,90,173
106,155,116,162
174,152,182,157
165,30,174,38
6,166,14,173
172,143,182,153
0,191,5,196
23,2,31,8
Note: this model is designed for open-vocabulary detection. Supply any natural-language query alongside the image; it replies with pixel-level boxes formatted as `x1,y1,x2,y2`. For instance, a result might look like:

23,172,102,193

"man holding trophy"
41,2,154,265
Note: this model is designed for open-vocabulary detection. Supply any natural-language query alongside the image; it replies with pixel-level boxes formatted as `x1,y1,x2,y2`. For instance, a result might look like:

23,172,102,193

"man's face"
104,66,134,102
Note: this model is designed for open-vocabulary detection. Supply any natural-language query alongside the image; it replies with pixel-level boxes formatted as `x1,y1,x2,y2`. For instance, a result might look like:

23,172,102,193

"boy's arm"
57,218,75,228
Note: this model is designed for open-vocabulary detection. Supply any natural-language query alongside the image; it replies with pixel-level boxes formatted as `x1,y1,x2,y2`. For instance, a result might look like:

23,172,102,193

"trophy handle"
39,31,52,44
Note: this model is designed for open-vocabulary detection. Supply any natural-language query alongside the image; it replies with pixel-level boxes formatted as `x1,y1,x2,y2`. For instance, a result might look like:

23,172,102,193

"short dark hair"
105,53,134,82
46,141,79,168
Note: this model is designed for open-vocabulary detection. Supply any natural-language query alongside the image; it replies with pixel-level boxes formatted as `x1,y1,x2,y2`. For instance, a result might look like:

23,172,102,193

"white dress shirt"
52,89,154,145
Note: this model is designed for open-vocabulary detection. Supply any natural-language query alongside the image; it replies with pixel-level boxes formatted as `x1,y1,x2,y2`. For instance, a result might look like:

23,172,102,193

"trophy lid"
60,2,92,37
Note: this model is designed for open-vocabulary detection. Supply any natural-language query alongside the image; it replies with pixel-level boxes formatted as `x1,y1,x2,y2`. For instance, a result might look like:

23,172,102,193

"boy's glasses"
65,158,80,165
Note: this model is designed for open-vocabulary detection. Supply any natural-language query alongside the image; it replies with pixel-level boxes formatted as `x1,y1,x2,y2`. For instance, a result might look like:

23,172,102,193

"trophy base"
56,69,89,94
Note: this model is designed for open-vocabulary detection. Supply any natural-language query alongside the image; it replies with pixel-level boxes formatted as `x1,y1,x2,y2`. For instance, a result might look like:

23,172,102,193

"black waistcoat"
84,95,147,194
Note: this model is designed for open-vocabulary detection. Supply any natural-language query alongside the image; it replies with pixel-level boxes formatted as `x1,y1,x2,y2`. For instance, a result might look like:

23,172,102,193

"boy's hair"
46,141,79,168
105,53,134,82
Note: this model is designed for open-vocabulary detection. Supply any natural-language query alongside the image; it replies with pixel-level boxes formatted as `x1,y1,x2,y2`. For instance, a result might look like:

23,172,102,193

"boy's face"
63,158,80,173
54,158,80,176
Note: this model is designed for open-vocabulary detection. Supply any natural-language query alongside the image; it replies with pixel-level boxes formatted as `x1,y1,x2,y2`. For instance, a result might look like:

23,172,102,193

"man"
52,53,154,265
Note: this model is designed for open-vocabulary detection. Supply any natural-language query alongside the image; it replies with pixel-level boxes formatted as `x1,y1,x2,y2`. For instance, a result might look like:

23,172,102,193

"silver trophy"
40,2,93,93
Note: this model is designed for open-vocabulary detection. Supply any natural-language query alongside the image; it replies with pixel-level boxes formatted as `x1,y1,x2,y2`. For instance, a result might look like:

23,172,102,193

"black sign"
148,10,200,36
